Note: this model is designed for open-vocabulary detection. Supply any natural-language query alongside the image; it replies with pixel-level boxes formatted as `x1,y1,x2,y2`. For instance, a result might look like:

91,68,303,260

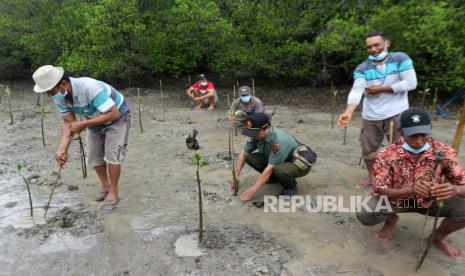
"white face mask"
200,81,208,86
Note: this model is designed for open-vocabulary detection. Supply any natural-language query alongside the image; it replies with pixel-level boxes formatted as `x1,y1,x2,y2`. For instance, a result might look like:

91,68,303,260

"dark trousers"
246,152,310,190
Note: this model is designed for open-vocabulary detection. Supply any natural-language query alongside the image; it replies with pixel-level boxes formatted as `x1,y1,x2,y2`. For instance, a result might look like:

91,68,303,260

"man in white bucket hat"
32,65,130,207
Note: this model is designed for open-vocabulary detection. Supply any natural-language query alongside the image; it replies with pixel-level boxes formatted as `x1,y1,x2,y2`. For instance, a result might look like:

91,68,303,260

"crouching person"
356,107,465,259
230,113,315,201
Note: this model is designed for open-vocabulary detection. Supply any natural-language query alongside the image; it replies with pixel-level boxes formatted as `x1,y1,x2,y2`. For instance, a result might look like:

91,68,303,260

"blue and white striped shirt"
348,52,417,120
54,77,129,130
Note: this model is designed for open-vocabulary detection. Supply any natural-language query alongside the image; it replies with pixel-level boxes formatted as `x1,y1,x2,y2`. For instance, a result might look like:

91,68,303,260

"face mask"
53,90,68,101
368,43,388,61
402,142,431,154
200,81,208,86
240,95,251,103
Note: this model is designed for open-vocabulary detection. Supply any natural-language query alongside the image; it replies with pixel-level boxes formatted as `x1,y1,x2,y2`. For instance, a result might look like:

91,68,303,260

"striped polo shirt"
54,77,129,130
348,52,417,120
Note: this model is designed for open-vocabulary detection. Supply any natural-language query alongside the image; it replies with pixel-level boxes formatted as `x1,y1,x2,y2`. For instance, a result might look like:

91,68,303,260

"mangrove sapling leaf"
16,164,33,217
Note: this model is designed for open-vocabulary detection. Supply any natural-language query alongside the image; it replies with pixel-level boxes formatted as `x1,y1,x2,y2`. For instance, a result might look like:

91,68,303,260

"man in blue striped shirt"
33,65,130,207
337,32,417,188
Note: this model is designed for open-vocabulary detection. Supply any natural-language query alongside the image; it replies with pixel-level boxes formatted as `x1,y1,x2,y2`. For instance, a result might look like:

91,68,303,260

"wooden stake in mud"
44,131,74,218
160,80,165,121
188,75,194,110
389,120,394,144
452,98,465,154
431,88,438,121
233,84,236,99
77,116,87,179
330,82,337,129
252,78,256,97
1,85,14,124
342,126,348,145
137,88,144,133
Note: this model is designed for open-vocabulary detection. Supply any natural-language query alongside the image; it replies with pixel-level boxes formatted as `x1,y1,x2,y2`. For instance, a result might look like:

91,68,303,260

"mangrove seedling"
40,105,50,147
76,117,87,178
342,126,348,145
416,150,446,271
419,84,431,109
229,111,240,196
137,88,144,133
16,164,34,217
186,130,207,241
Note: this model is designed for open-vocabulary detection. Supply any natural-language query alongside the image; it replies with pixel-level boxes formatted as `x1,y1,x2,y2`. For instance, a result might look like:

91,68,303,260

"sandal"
99,197,119,210
95,191,109,202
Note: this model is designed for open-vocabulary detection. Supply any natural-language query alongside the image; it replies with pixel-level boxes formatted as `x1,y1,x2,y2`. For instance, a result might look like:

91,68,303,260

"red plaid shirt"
373,138,465,208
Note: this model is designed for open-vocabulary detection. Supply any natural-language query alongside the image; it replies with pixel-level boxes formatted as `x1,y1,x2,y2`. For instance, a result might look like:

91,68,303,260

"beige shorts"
360,114,400,160
86,113,130,167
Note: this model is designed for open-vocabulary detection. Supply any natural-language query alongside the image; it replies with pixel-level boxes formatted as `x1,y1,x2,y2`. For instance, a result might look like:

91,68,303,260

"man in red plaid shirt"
357,108,465,259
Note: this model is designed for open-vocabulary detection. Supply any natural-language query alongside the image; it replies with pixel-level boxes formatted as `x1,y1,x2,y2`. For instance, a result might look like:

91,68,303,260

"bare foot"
208,105,214,111
376,214,399,241
433,235,464,259
356,178,373,189
195,104,202,109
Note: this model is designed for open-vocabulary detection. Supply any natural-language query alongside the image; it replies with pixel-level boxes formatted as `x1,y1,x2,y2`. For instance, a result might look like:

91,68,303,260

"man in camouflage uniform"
230,113,311,201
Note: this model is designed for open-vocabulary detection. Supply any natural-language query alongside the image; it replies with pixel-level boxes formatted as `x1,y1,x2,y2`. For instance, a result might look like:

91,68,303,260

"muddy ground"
1,81,465,275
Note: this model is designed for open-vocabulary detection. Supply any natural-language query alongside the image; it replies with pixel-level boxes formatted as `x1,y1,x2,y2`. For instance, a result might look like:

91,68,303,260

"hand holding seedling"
431,182,457,200
228,171,240,190
55,150,68,167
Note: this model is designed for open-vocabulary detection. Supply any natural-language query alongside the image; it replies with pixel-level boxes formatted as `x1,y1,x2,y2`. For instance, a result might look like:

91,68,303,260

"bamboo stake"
160,80,165,121
452,98,465,154
330,82,337,129
4,86,13,124
44,132,74,217
233,84,236,99
137,88,144,133
342,126,347,145
389,121,394,144
252,78,255,97
229,123,239,196
188,75,194,110
432,88,438,121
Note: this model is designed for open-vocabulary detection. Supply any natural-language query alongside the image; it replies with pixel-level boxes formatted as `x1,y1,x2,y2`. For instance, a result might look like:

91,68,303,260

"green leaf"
194,153,201,161
200,161,209,167
16,163,22,172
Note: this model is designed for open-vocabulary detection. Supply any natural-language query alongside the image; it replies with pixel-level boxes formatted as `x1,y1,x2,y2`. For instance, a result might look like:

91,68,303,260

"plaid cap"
240,113,270,137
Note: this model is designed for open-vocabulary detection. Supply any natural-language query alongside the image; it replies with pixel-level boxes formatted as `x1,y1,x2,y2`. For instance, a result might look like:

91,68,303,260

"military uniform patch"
271,143,280,153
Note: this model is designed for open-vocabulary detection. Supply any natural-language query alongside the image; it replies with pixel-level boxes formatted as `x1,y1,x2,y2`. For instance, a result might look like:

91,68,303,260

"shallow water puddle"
37,233,97,254
174,233,204,257
2,208,47,228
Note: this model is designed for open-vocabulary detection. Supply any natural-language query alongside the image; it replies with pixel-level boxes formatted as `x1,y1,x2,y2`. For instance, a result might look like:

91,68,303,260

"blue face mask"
402,142,431,154
368,44,388,61
240,95,251,103
53,90,68,101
